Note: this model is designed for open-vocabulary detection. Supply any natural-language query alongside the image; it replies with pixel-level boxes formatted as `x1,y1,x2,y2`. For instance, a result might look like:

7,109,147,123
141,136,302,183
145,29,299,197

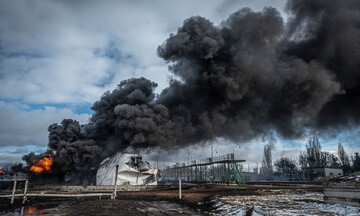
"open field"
0,183,359,215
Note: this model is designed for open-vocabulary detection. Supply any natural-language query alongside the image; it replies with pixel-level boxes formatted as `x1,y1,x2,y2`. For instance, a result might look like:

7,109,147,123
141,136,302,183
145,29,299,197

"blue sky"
0,0,358,166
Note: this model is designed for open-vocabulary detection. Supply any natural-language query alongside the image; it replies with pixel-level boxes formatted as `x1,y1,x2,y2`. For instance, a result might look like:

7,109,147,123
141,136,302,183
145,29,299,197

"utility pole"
187,146,190,181
211,137,214,183
188,146,190,164
156,151,159,169
112,165,119,200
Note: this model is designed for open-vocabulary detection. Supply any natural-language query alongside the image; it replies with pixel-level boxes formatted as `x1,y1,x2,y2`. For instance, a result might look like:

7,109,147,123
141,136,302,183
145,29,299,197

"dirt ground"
211,186,360,215
0,183,323,215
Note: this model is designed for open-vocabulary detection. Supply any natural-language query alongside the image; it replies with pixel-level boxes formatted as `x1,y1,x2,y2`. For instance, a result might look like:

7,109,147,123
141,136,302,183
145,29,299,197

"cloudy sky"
0,0,359,168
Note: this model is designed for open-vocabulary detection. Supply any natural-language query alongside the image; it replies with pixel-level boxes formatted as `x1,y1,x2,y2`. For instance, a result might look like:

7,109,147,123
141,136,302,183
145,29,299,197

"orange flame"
24,206,44,215
24,206,37,214
0,170,4,174
30,154,53,173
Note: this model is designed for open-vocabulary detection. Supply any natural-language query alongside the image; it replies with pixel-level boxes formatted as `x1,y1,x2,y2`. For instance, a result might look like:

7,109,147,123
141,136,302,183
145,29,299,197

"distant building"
302,167,343,181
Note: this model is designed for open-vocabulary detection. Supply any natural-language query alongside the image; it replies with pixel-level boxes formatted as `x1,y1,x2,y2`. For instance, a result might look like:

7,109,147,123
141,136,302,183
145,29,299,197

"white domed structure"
96,152,159,186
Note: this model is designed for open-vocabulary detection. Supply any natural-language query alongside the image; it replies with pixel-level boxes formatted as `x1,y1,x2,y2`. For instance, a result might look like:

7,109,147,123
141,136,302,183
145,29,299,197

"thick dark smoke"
284,0,360,130
23,0,360,183
157,7,339,142
83,78,177,155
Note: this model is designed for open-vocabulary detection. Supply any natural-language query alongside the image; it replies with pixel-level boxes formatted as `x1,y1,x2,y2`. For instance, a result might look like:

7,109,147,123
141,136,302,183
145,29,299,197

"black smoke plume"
23,0,360,183
284,0,360,130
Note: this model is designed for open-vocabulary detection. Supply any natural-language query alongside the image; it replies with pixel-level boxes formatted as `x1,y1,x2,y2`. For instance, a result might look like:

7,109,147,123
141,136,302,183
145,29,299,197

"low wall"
33,185,167,192
32,182,198,192
323,181,360,207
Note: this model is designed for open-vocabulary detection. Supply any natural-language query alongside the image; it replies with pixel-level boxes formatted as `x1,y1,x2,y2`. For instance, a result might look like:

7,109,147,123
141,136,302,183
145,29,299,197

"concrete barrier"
323,181,360,207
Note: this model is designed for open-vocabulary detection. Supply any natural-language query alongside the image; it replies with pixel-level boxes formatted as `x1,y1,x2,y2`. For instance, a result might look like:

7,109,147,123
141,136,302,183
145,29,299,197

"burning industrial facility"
1,0,360,215
21,0,360,185
29,155,53,173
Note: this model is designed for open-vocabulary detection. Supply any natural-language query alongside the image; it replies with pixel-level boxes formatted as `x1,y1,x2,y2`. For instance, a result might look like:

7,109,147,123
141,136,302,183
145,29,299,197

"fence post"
22,180,29,204
179,178,182,199
112,165,119,200
11,180,17,204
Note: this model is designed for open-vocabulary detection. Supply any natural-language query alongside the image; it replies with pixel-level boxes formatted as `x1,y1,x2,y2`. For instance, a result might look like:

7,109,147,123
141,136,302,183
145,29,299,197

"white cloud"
9,148,29,154
0,0,287,105
0,101,90,148
0,153,23,164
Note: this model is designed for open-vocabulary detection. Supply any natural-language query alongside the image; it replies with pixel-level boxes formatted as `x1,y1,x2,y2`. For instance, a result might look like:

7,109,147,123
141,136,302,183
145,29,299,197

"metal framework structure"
161,153,246,184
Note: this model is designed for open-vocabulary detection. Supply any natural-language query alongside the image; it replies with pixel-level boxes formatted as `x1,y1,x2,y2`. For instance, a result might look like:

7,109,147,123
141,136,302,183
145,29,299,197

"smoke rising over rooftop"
23,0,360,181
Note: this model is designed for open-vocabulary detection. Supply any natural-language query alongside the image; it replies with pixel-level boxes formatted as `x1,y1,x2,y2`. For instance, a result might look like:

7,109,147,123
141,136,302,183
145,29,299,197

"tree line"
261,136,360,176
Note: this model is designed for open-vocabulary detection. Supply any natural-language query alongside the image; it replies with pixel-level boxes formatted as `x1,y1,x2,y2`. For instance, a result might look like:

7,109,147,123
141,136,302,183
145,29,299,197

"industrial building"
161,153,246,184
96,153,159,186
302,167,344,181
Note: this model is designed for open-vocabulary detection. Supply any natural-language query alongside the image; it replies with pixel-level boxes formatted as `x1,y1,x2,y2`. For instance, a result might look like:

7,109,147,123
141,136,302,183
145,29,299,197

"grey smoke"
23,0,359,181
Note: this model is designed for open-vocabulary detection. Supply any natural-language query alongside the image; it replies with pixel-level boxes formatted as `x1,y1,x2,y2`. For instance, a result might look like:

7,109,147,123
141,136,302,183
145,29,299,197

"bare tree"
260,144,273,175
352,153,360,172
338,143,350,166
274,157,298,175
299,151,307,168
300,136,341,168
320,152,340,167
306,136,322,167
